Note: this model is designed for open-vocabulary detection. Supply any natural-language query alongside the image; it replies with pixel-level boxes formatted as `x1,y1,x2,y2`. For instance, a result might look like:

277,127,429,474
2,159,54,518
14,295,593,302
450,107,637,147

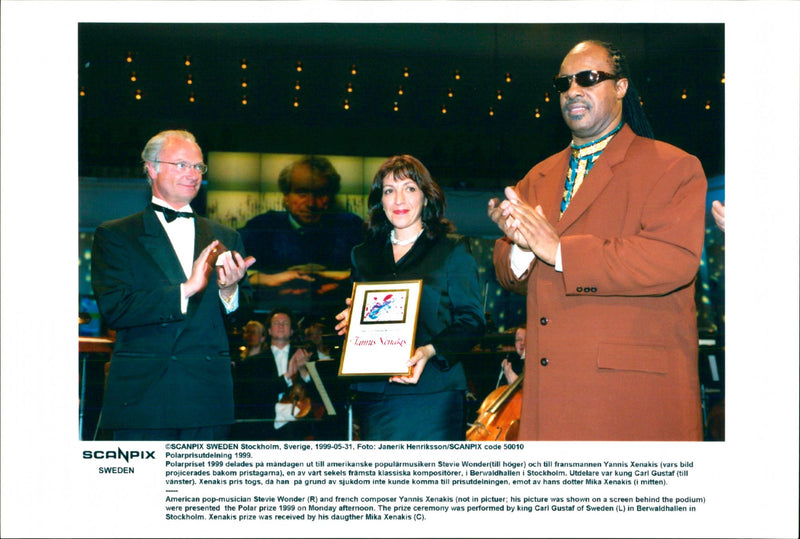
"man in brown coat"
488,41,707,440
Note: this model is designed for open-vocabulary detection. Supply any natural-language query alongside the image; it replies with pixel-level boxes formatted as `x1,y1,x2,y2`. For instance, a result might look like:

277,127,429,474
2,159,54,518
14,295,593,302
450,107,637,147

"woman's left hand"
390,344,436,385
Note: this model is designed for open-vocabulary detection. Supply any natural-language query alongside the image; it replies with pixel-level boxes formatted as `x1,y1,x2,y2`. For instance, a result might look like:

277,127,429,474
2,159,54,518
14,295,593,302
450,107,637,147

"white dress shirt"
509,242,563,278
271,344,291,385
151,196,238,314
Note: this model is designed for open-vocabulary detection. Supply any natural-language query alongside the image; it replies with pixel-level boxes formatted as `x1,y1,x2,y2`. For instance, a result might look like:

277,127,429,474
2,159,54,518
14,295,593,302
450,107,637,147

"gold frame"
338,280,423,376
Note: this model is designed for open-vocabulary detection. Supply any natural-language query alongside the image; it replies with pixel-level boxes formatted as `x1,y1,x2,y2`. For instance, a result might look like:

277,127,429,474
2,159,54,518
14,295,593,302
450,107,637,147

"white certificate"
338,280,422,376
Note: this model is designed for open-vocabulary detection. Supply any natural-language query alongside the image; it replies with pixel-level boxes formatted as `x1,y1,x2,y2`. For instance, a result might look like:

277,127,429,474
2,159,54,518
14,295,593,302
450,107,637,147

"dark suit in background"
231,344,316,440
308,355,351,441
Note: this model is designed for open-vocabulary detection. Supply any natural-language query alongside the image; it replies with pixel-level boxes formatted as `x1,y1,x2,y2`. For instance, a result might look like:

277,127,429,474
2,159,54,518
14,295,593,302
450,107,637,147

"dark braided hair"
587,40,654,139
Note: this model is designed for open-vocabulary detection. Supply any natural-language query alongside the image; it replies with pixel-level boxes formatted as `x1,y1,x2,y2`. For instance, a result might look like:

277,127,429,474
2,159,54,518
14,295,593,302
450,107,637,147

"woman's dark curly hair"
366,155,454,240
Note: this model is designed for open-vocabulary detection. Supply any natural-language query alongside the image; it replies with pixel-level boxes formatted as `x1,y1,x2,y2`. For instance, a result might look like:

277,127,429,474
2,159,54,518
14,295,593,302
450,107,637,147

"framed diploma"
339,280,423,376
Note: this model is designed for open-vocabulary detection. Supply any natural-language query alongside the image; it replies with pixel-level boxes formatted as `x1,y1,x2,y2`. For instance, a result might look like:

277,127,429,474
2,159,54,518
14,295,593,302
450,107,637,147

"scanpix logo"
82,448,156,462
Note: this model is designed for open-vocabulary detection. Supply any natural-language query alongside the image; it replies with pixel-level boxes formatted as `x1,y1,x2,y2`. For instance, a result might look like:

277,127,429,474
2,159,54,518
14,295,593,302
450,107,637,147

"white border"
2,2,798,538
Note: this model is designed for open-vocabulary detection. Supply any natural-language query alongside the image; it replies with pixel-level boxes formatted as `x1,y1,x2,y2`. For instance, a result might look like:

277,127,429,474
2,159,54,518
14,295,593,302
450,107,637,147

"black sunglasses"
553,70,618,93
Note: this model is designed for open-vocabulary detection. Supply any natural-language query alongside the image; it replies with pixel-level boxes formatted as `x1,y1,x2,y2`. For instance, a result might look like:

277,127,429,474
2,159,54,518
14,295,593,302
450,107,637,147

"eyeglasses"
153,160,208,174
553,70,618,93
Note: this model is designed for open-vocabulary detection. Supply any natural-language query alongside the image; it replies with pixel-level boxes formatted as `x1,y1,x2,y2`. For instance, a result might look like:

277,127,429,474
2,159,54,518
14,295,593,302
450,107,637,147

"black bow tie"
152,203,195,222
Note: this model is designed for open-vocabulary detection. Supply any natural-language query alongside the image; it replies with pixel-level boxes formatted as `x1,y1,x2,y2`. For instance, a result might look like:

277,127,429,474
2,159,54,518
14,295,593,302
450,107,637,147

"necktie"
560,123,622,217
152,203,194,223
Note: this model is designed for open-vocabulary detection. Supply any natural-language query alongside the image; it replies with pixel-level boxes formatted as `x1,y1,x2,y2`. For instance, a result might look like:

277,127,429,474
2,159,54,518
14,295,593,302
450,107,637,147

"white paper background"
1,2,798,538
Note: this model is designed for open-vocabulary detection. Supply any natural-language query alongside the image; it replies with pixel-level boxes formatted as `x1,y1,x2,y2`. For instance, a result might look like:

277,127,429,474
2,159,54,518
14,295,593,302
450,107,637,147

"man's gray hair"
141,129,197,182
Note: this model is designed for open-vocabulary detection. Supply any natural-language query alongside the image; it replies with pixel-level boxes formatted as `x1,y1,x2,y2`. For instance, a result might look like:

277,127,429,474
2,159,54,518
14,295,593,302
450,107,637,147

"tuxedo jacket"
231,344,334,441
232,345,307,421
494,124,707,441
91,205,253,430
350,233,486,396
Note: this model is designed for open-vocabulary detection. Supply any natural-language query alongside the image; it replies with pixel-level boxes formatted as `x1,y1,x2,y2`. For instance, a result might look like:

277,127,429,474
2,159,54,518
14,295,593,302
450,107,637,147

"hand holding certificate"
335,280,422,376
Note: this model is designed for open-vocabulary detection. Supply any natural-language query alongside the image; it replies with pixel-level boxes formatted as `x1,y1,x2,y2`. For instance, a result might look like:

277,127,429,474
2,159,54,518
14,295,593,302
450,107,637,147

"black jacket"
350,233,485,395
91,206,253,429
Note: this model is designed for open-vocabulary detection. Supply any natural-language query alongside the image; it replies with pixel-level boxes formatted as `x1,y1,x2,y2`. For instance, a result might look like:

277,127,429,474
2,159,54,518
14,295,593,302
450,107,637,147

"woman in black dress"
336,155,485,440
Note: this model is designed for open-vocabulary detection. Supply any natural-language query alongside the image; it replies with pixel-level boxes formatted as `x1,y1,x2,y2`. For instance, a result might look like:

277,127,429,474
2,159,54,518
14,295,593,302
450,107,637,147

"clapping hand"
488,187,559,266
216,247,256,298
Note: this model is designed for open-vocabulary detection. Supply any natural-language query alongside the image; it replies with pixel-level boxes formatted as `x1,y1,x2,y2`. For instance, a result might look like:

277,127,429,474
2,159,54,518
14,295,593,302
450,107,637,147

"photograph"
1,2,798,538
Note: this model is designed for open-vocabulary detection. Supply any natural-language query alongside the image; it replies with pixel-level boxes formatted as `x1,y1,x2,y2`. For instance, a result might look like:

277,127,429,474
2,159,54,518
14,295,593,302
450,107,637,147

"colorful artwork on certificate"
361,289,409,324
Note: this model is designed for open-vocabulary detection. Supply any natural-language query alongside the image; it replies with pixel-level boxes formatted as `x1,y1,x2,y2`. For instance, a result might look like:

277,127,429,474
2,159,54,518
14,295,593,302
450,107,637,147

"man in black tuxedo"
231,308,315,440
91,129,255,441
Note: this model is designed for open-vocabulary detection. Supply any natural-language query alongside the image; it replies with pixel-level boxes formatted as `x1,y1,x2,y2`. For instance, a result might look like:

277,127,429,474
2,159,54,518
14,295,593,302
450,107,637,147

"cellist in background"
499,325,526,387
467,324,526,441
231,307,316,440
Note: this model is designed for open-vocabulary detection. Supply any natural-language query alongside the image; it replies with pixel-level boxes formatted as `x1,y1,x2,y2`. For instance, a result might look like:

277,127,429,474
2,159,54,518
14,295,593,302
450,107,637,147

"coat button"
540,358,549,366
591,287,597,293
540,317,548,325
576,286,583,292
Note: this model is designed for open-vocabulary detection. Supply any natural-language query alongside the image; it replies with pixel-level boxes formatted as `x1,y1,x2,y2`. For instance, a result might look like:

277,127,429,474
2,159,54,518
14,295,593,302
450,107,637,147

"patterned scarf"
561,122,623,218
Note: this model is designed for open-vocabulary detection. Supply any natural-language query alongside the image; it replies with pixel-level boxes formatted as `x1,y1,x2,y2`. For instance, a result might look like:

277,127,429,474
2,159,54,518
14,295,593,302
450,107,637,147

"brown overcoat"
493,125,706,440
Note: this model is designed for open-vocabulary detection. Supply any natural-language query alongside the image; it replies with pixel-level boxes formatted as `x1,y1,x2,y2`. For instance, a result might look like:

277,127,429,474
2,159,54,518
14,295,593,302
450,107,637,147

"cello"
279,375,313,419
466,372,523,441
